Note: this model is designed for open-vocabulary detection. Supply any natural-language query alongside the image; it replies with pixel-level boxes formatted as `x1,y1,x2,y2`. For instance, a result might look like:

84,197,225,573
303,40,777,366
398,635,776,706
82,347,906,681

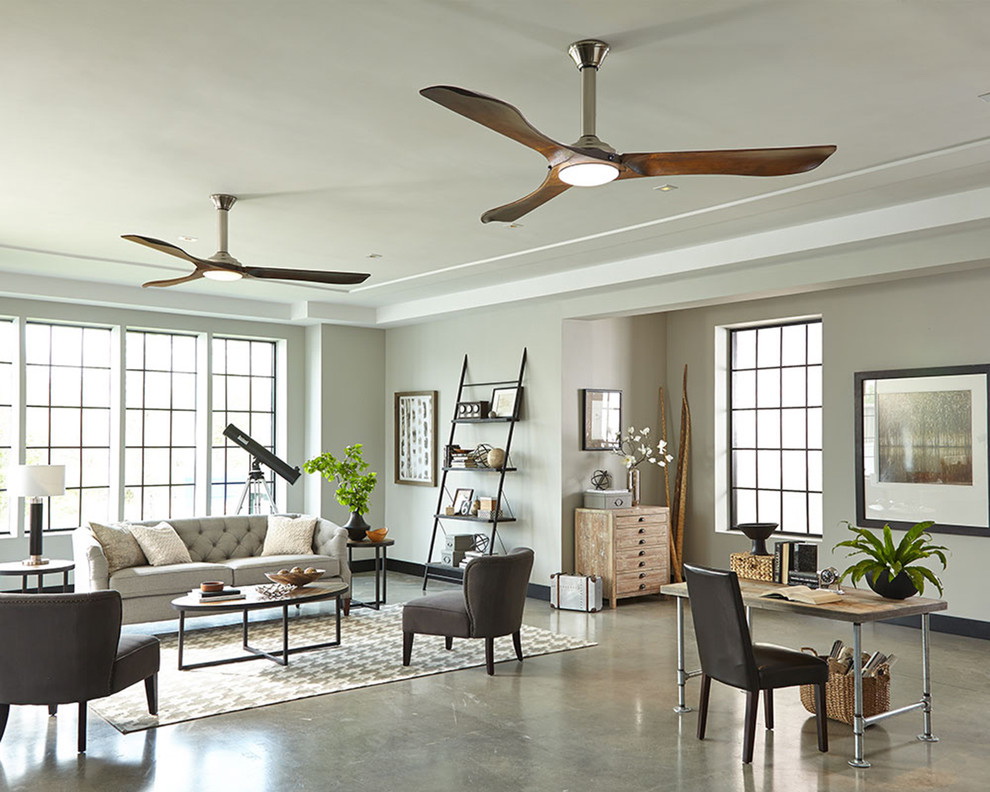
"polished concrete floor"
1,572,988,791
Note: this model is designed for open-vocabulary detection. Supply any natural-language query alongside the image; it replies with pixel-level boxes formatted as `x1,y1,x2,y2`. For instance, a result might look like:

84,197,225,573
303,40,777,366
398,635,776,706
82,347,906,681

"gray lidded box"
583,489,632,509
443,534,476,551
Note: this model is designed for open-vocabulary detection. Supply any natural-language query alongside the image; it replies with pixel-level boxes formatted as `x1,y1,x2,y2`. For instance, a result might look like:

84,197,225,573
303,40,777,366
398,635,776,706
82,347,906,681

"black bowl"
735,522,778,556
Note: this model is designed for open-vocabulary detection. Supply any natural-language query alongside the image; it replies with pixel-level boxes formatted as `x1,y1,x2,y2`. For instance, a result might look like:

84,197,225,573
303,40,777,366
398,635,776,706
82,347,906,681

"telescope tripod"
235,457,277,515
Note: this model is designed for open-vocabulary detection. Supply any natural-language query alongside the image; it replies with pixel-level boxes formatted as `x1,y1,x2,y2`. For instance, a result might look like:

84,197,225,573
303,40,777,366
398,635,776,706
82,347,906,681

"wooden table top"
172,581,348,613
660,579,948,623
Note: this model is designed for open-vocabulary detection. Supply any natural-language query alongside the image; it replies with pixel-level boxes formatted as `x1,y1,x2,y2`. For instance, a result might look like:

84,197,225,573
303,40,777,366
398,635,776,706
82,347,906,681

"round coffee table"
170,581,348,670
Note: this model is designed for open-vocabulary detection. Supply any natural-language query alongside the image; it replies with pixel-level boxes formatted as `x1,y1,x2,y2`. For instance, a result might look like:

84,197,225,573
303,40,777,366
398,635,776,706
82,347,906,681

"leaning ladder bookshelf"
422,348,527,590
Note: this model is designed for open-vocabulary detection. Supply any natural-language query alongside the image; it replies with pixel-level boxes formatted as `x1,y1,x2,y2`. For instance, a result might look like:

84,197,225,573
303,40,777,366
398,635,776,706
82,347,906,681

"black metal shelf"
442,466,517,473
423,348,527,591
434,514,517,523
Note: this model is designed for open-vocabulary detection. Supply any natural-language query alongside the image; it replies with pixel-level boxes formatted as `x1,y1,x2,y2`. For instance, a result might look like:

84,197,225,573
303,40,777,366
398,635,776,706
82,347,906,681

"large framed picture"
855,364,990,536
582,388,622,450
394,391,438,486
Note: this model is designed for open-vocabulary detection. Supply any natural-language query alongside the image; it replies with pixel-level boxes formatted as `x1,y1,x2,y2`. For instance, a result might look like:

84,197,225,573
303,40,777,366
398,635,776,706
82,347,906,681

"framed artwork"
582,389,622,450
490,386,521,419
855,364,990,536
452,487,474,516
394,391,438,486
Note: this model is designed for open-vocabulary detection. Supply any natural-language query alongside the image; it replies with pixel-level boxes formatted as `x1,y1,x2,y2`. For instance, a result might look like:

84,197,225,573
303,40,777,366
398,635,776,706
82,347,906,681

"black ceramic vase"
867,569,918,600
735,522,779,556
344,511,371,542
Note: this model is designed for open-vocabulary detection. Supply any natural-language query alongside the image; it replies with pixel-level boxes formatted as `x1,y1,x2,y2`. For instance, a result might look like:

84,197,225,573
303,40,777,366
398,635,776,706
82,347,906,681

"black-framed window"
23,322,112,530
124,330,198,520
210,337,277,514
729,319,823,536
0,318,13,534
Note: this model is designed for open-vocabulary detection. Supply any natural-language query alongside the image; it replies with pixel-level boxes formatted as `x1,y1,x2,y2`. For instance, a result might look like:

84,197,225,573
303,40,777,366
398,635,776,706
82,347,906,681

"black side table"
0,559,74,593
346,539,394,610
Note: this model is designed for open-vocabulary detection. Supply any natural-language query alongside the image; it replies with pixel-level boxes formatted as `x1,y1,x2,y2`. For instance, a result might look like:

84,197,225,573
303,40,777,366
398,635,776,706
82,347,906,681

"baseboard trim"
884,612,990,640
372,559,550,601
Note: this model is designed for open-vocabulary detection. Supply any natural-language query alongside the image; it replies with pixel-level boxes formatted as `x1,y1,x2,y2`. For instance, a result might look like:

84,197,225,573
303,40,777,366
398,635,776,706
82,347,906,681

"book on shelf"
758,585,842,605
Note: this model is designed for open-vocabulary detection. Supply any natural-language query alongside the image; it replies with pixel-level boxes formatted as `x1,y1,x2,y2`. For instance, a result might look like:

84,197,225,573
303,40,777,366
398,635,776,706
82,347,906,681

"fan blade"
122,235,208,265
619,145,836,178
242,267,370,285
481,169,571,223
142,269,206,288
421,86,570,161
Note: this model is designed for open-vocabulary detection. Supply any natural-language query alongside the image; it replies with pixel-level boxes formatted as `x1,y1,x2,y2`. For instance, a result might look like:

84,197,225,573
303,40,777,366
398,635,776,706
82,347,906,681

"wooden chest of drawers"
574,506,670,608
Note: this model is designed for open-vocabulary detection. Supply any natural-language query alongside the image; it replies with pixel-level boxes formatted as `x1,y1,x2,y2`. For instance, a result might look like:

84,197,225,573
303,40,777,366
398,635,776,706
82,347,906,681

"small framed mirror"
582,389,622,450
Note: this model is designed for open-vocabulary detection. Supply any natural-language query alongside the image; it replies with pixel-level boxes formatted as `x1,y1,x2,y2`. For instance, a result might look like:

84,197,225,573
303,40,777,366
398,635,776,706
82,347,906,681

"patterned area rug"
91,604,595,733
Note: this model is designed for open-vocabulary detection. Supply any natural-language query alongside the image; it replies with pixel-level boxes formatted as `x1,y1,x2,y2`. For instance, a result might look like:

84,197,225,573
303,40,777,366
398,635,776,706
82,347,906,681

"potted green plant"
833,520,948,599
303,444,377,541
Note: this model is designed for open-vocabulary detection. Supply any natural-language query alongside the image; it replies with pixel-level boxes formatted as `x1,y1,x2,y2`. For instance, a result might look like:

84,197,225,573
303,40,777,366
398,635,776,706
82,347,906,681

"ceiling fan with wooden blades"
421,39,837,224
123,194,371,288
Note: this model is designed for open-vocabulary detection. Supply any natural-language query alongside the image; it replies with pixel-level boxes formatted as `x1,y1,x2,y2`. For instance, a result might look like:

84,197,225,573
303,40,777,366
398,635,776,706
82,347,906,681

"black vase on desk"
736,522,778,556
344,511,371,542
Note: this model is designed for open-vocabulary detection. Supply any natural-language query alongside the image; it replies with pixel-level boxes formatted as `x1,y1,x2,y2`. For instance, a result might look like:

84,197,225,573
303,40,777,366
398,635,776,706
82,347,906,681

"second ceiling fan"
123,194,371,289
422,39,836,224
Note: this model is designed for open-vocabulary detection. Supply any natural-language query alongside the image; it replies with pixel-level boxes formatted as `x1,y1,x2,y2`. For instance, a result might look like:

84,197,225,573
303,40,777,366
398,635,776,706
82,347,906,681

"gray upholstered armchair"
0,590,160,753
402,547,534,675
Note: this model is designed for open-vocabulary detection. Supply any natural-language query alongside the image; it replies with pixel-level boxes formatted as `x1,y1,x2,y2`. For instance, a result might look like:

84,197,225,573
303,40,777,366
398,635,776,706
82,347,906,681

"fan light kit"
422,39,836,223
123,194,371,289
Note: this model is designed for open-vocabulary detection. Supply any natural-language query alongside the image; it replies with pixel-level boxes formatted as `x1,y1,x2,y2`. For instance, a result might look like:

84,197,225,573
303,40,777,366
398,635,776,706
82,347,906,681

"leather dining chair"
683,564,829,764
0,590,160,753
402,547,534,675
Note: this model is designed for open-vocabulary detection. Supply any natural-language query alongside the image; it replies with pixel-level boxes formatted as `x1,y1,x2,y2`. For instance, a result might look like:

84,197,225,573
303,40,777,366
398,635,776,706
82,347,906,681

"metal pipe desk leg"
674,597,692,713
849,621,870,768
918,612,939,743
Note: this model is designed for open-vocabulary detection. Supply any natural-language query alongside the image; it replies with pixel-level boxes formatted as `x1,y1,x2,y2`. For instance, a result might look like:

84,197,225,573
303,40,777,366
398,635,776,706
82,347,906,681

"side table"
0,559,74,593
346,539,394,610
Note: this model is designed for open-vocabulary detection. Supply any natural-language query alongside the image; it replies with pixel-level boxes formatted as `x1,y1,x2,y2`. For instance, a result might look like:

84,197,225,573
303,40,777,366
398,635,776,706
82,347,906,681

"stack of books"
188,586,244,602
458,550,485,568
446,445,478,468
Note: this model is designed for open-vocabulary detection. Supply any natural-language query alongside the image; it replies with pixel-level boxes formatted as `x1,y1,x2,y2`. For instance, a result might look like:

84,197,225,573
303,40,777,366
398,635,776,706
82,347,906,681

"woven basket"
729,552,774,582
799,656,891,725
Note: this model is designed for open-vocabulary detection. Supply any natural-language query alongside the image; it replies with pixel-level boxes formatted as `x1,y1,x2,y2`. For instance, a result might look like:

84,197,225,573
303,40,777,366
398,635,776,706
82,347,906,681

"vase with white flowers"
612,426,674,506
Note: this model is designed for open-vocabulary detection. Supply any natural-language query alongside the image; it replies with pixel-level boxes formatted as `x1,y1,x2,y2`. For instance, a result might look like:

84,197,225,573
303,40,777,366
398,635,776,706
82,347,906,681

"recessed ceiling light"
367,253,382,259
178,235,198,242
653,184,678,192
980,92,990,103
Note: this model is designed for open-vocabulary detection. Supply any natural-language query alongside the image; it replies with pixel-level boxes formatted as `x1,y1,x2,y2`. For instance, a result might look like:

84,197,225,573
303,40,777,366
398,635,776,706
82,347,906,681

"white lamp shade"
8,464,66,497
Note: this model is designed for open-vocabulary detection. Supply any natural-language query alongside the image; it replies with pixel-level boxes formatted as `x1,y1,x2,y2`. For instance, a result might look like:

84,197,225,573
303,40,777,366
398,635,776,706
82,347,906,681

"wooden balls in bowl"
265,566,325,588
365,528,389,543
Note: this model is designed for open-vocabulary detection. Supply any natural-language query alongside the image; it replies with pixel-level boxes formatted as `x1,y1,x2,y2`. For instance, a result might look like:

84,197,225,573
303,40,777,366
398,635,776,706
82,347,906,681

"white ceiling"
3,1,990,326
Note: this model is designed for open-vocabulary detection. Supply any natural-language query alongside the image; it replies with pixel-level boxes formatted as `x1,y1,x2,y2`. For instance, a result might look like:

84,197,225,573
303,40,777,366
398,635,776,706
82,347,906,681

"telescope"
223,424,300,513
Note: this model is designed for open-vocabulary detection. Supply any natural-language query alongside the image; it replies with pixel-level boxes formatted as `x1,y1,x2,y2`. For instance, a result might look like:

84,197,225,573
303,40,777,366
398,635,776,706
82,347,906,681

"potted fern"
833,520,948,599
303,444,377,541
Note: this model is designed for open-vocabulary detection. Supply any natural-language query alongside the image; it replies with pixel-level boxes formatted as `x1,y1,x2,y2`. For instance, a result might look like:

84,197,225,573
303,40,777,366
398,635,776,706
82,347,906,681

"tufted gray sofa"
72,514,350,624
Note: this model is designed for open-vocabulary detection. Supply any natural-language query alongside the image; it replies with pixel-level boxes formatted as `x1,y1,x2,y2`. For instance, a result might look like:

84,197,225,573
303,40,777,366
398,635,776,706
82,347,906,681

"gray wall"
664,266,990,622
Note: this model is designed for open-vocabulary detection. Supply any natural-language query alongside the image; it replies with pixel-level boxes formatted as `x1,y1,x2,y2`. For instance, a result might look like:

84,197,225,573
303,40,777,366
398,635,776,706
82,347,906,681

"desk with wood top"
660,579,948,768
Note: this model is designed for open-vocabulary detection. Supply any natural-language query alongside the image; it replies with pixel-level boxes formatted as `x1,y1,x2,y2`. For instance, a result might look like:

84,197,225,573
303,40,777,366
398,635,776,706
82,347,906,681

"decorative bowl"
735,522,779,556
264,568,325,588
200,580,225,592
366,528,389,543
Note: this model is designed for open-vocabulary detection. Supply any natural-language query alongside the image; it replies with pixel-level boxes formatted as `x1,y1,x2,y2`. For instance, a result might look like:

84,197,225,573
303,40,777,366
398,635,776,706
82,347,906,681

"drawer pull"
638,539,646,545
639,572,646,579
638,561,646,567
638,550,646,557
639,583,646,590
638,516,645,522
638,527,645,534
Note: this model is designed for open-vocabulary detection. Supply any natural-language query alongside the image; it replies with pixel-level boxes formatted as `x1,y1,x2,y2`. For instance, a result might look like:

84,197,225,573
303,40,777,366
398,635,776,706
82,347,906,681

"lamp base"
22,555,49,566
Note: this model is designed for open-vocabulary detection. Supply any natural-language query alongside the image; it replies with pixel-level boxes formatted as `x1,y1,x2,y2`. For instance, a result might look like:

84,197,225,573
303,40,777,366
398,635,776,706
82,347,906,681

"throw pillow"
262,515,317,556
89,521,147,575
128,521,193,566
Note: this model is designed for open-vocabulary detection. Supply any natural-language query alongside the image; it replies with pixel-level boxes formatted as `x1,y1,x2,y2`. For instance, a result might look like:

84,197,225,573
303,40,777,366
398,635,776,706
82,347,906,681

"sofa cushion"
262,515,317,556
129,521,193,566
111,563,232,598
89,521,147,575
224,555,340,587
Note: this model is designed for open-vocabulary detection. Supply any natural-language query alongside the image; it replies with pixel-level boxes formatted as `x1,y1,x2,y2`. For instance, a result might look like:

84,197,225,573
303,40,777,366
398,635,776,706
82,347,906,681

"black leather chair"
683,564,829,763
0,590,160,753
402,547,534,675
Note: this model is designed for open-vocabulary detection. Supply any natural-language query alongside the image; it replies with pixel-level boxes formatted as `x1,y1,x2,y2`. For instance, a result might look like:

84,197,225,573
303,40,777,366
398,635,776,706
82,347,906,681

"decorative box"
455,401,490,419
441,550,466,567
443,534,476,551
730,551,775,582
550,573,604,612
583,489,632,510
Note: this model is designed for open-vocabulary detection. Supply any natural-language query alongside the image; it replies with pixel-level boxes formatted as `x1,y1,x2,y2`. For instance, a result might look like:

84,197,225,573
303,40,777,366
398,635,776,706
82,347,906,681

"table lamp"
9,464,65,566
